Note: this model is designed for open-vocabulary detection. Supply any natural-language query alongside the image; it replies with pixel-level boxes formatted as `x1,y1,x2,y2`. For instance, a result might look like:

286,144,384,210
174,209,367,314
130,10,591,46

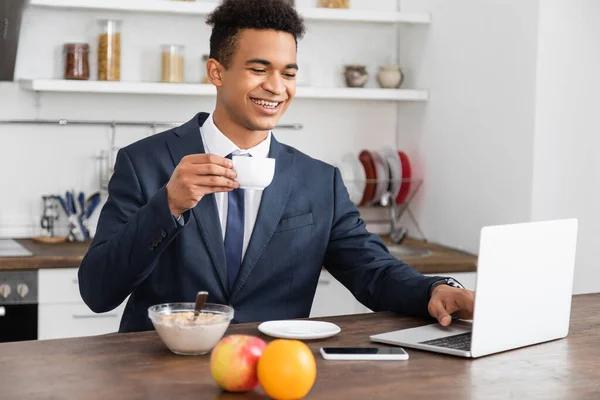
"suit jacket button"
152,240,159,247
161,230,167,238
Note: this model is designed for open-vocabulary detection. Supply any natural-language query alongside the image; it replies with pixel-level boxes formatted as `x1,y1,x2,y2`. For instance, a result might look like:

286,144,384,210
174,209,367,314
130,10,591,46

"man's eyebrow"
245,59,299,70
246,58,271,66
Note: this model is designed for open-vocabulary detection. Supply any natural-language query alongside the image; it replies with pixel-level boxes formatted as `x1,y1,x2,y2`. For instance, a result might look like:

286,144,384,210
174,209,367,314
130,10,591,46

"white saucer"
258,320,341,340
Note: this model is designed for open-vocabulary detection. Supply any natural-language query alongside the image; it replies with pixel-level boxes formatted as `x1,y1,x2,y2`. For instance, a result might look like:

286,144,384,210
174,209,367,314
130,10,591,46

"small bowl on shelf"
343,64,368,88
148,302,234,355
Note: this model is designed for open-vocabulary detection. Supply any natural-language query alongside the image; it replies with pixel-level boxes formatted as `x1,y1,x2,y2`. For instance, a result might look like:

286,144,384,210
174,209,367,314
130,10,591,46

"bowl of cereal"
148,302,234,355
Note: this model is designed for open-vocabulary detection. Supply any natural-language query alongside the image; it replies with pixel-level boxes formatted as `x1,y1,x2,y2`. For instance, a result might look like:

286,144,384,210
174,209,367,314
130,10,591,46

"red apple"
210,334,267,392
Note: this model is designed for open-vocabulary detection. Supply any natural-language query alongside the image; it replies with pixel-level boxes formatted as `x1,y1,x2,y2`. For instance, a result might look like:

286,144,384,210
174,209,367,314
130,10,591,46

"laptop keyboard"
419,332,472,351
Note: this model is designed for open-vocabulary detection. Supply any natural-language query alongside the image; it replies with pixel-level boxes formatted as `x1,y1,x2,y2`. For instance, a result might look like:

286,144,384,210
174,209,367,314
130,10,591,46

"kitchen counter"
0,294,597,399
0,236,477,274
0,239,90,270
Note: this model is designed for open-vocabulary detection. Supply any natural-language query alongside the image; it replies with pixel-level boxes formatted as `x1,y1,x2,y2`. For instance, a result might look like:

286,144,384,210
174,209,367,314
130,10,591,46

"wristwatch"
428,278,465,298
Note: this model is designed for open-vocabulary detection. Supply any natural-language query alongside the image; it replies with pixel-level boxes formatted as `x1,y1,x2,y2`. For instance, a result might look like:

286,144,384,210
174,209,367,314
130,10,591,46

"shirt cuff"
172,211,190,227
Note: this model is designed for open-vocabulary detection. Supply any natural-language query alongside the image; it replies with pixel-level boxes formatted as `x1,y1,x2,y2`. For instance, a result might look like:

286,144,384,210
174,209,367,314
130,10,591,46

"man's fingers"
194,163,237,179
428,300,452,327
185,153,233,168
195,176,239,189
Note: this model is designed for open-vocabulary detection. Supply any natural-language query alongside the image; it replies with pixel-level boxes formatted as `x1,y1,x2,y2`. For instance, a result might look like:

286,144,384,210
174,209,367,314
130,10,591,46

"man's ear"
206,58,225,87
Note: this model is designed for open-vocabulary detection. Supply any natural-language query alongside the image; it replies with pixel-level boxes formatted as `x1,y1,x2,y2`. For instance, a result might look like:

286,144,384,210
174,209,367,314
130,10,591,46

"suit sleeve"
323,167,444,318
78,147,188,313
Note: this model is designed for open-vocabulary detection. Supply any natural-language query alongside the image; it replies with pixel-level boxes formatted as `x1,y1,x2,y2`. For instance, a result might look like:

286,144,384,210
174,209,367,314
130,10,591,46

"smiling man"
78,0,474,333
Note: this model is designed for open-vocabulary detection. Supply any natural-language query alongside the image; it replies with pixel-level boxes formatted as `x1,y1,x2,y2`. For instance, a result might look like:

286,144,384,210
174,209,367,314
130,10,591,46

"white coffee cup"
232,156,276,190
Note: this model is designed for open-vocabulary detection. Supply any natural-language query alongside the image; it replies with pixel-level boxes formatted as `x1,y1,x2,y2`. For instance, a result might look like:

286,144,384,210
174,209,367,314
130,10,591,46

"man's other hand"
428,285,475,326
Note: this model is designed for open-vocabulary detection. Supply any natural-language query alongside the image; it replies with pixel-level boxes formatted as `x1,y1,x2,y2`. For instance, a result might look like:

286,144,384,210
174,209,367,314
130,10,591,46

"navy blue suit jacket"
78,112,445,333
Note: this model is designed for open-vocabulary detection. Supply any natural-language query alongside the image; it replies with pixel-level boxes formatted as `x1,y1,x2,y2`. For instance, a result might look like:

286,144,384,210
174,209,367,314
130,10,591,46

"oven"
0,270,38,342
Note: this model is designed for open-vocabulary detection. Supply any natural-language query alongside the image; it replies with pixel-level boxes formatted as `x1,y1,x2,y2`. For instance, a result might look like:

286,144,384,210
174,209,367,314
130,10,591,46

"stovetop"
0,240,33,257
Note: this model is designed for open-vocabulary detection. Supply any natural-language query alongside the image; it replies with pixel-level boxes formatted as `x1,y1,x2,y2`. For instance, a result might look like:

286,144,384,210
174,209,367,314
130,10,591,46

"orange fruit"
257,339,317,399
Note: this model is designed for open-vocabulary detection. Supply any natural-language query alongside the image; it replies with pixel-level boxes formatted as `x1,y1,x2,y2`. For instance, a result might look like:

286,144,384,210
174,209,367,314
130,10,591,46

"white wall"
0,0,399,237
531,0,600,294
396,0,540,253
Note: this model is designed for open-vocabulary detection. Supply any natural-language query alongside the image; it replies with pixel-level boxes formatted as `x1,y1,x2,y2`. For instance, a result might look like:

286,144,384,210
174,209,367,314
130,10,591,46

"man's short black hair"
206,0,306,68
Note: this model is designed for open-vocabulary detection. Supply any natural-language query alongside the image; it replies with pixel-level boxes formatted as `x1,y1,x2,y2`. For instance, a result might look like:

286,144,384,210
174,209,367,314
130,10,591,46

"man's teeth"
252,99,279,108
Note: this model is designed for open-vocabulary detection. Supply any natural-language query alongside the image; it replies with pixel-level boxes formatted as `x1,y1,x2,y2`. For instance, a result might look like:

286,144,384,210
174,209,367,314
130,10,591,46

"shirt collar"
200,112,271,158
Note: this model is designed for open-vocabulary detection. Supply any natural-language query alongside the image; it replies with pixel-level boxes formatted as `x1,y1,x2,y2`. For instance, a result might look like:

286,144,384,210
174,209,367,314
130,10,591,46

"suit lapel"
231,136,295,299
166,113,229,297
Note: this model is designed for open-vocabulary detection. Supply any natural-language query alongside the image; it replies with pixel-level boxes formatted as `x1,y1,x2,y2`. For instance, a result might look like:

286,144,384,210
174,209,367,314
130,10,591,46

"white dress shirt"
199,113,271,260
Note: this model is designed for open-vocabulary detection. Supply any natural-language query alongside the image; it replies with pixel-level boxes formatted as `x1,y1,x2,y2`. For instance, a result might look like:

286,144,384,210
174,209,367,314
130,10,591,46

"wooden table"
3,295,597,400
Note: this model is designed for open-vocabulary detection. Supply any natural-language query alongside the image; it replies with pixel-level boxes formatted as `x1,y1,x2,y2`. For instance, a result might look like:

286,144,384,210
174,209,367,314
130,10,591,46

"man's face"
217,29,298,132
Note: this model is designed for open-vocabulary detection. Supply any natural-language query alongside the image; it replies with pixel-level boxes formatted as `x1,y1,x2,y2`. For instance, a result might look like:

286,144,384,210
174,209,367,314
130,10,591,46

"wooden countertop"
0,294,597,399
0,239,90,270
0,236,477,274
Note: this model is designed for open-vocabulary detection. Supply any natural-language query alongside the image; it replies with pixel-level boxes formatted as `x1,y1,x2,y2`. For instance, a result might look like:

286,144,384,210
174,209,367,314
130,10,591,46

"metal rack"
0,118,304,191
350,178,426,243
0,118,303,132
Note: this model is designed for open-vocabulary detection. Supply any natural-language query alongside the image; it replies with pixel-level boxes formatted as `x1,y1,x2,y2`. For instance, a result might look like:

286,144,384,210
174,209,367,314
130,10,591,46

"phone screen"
321,347,406,355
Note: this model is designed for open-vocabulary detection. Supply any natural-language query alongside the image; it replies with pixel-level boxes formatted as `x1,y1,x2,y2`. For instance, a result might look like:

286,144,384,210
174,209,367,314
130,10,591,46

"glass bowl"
148,302,234,355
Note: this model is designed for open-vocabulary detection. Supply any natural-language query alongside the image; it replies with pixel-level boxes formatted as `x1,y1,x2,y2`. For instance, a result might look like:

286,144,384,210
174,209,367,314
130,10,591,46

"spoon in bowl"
194,291,209,318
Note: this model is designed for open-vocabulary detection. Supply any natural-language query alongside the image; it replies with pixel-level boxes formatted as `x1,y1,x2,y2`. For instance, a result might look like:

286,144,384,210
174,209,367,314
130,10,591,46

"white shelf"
297,86,428,101
300,8,430,24
28,0,431,24
20,79,217,95
19,80,429,101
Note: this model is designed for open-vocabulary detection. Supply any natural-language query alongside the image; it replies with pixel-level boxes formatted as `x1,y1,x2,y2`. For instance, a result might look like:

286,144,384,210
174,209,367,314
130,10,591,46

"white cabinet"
310,270,368,318
38,268,126,340
38,303,123,340
38,268,84,304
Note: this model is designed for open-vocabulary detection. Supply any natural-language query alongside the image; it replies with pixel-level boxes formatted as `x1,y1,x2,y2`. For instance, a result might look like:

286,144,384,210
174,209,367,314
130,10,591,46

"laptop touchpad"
372,320,473,343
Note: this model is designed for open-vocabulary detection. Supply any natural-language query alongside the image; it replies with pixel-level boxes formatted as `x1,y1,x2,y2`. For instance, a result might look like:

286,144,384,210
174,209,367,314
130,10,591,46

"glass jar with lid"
161,44,185,83
63,43,90,80
97,19,122,81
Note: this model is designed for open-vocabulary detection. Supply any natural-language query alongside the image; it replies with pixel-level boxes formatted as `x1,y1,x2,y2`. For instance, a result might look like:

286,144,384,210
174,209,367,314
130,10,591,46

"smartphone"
320,347,409,361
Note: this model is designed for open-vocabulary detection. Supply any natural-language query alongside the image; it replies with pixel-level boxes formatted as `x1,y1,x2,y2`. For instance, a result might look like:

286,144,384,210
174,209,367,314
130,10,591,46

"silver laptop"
370,218,578,358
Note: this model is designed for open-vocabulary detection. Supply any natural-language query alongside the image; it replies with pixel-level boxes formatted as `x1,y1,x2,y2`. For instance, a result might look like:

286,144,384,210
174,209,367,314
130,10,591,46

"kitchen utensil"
39,195,59,237
381,147,402,201
61,191,86,242
85,192,101,219
78,192,86,218
66,191,76,215
338,153,366,206
32,236,67,244
148,302,233,356
377,65,404,89
343,65,368,88
396,151,412,204
232,156,276,190
358,150,377,206
372,151,390,205
258,320,341,340
194,291,208,318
